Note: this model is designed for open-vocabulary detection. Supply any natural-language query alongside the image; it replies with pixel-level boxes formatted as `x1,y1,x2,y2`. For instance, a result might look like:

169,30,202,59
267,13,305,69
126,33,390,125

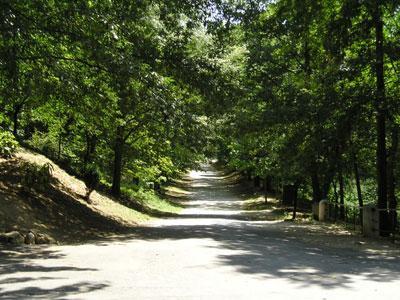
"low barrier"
320,200,400,242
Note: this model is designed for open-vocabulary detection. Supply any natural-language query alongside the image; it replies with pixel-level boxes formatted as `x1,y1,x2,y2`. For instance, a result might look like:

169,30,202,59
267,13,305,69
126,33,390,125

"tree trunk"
311,171,321,220
264,177,268,203
373,0,389,236
246,170,252,181
352,151,363,224
282,184,296,206
83,133,97,167
111,126,124,197
12,104,21,138
292,184,299,220
311,171,321,204
338,164,345,220
321,173,333,201
266,176,273,192
57,134,62,160
352,153,363,208
254,176,260,188
333,178,339,221
387,125,398,232
7,27,20,138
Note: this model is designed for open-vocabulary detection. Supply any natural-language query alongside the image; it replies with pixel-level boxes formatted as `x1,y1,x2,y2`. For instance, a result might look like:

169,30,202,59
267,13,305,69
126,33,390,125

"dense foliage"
213,0,400,235
0,0,222,197
1,0,399,235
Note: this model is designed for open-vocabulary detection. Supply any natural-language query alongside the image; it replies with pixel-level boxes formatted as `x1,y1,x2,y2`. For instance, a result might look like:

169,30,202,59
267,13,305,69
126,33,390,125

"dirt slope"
0,149,149,243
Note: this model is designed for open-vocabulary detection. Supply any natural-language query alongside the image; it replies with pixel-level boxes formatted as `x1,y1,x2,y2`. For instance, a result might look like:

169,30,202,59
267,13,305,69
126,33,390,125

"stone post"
319,199,328,221
363,205,380,237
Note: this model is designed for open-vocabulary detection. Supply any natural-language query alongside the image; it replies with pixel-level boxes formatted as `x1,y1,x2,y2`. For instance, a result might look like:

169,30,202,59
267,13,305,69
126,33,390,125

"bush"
21,162,54,191
0,131,19,158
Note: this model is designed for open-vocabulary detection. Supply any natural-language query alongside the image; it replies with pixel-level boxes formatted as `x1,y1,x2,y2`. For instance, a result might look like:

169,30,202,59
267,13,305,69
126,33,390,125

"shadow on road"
124,221,400,289
125,164,400,289
0,245,108,299
0,282,108,300
1,164,400,298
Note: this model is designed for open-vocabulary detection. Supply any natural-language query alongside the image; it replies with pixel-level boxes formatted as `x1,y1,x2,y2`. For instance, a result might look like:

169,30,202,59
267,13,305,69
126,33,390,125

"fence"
325,201,362,230
324,201,400,242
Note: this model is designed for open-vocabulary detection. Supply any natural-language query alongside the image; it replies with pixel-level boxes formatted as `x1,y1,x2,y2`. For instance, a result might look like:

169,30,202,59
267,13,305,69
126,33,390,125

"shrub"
21,162,54,191
0,131,19,158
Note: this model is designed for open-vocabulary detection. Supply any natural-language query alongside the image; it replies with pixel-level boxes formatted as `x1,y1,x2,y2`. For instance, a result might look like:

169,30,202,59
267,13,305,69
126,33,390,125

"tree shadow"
2,163,400,294
124,221,400,289
0,245,98,276
0,281,108,300
0,245,108,299
116,164,400,290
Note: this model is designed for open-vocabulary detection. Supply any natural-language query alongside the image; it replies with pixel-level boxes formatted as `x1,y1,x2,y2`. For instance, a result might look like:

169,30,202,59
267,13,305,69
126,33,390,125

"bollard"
363,205,379,238
319,199,328,222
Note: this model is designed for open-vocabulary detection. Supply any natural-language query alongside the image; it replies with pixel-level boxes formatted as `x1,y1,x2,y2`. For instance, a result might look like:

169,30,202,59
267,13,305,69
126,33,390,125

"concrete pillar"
319,199,328,221
363,205,380,237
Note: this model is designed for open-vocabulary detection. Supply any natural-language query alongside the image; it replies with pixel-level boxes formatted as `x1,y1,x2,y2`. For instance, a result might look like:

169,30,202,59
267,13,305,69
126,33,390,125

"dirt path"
1,165,400,299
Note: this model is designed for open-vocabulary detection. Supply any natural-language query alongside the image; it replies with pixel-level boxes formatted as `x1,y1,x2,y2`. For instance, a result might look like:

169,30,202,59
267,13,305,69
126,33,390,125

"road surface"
1,165,400,299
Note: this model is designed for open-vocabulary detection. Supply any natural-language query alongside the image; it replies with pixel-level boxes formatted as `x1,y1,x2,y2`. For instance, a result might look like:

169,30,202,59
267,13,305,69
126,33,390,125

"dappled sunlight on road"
2,164,400,299
188,170,205,179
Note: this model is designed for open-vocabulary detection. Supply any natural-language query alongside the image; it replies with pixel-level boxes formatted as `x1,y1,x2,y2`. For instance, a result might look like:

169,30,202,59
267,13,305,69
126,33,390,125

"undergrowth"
121,186,183,214
0,131,19,158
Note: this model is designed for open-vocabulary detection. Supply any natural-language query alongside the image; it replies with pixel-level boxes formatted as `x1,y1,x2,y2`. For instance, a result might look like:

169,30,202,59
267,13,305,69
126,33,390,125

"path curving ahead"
1,165,400,299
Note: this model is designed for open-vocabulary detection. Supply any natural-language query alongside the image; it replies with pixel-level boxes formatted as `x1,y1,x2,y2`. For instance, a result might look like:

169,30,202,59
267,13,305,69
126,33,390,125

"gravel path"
1,165,400,299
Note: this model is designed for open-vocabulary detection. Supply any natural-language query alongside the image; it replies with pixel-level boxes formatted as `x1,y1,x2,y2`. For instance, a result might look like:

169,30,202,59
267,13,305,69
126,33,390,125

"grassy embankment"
0,148,188,243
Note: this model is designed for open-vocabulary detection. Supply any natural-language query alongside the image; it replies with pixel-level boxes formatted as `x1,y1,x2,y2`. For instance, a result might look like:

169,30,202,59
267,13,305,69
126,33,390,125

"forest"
1,0,400,237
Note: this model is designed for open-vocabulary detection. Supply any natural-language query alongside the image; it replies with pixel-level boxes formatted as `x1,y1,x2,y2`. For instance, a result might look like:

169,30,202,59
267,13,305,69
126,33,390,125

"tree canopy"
1,0,400,235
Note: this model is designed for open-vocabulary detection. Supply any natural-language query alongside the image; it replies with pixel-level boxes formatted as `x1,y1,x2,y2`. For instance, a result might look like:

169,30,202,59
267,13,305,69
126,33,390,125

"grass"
241,193,312,221
240,193,289,220
89,190,151,224
162,185,193,203
121,187,184,215
242,195,276,210
164,185,192,196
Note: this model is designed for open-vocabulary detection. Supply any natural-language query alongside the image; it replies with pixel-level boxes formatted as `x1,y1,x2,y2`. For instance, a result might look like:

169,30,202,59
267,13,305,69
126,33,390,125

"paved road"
1,166,400,299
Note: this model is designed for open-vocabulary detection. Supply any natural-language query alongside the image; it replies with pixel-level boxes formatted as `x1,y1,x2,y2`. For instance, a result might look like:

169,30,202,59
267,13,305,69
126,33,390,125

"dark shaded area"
126,221,400,289
159,212,284,221
0,245,108,299
0,282,108,300
0,157,134,243
0,246,96,276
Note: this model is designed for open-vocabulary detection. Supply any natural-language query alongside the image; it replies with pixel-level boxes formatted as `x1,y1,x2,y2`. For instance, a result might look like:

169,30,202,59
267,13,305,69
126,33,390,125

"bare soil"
0,149,149,243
